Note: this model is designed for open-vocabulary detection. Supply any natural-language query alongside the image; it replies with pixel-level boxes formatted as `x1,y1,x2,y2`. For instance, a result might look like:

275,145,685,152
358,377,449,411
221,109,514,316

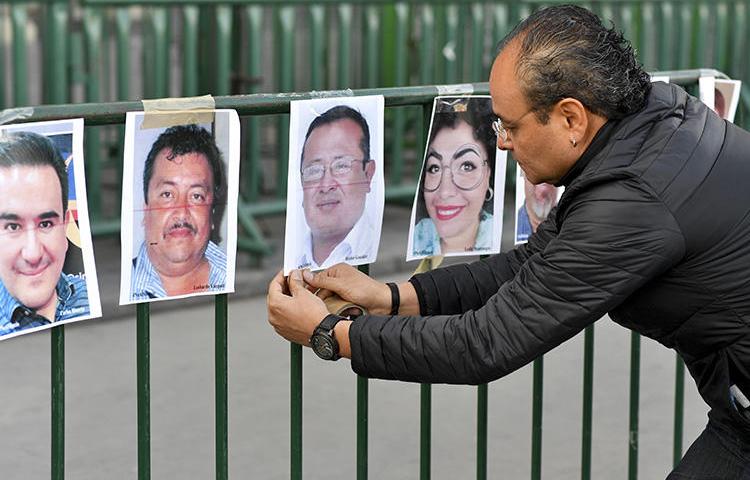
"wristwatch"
310,314,344,361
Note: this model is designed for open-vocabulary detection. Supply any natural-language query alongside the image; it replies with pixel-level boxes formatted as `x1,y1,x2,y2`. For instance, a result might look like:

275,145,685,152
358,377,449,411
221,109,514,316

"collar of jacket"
556,118,619,188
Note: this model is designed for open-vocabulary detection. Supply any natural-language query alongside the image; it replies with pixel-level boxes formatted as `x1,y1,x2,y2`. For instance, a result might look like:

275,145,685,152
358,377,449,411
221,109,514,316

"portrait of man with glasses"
284,98,385,274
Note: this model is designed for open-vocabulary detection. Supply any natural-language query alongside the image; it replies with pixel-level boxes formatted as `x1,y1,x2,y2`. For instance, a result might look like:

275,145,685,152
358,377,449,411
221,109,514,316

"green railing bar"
4,71,716,127
581,325,594,480
309,5,326,90
420,383,431,480
51,326,65,480
388,4,409,184
182,6,199,96
0,8,4,108
137,302,151,480
45,1,68,104
363,6,380,88
357,375,369,479
729,2,746,80
11,5,28,107
276,7,295,199
215,294,228,480
672,355,685,467
215,6,233,96
338,5,353,87
243,5,264,201
476,383,488,480
290,342,303,480
531,357,543,480
84,8,103,220
356,264,370,480
628,332,641,480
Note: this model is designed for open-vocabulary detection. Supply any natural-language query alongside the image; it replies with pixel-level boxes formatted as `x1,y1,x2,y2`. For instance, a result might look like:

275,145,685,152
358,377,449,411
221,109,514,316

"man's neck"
158,258,211,295
312,231,350,266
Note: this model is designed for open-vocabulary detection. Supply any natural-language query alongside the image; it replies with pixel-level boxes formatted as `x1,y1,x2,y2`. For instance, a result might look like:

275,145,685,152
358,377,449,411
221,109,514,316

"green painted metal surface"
628,332,641,480
581,325,595,480
137,303,151,480
51,327,65,480
215,294,229,480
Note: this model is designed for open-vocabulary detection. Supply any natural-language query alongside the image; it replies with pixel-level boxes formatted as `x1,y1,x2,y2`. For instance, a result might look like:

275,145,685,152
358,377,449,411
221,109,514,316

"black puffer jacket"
349,82,750,436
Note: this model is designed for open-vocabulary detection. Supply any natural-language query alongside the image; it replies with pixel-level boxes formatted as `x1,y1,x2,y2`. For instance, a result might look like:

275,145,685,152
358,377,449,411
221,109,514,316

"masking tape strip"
141,95,216,129
309,88,356,99
413,255,444,275
323,295,367,318
435,84,474,96
0,107,34,126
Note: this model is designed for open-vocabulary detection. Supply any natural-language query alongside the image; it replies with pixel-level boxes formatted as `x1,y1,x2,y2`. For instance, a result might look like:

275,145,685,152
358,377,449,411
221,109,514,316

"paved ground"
0,203,710,479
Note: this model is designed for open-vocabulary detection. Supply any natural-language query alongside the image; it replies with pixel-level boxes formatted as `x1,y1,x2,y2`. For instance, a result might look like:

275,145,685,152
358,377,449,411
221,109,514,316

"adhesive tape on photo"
324,295,367,319
141,95,216,129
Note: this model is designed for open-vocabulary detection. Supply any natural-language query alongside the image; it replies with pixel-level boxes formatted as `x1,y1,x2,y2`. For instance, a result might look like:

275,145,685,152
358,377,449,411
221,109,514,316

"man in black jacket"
268,5,750,476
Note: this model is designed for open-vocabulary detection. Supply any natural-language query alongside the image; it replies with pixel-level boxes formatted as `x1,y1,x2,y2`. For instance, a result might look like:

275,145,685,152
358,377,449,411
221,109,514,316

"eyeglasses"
423,154,488,192
491,109,534,143
301,157,368,184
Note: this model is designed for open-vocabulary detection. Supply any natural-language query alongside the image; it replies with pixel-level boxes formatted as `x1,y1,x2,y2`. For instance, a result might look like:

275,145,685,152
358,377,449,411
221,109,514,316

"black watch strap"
316,313,343,333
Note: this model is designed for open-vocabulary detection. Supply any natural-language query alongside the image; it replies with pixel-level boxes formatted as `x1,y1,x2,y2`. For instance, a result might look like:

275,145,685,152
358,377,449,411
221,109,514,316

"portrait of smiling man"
129,124,228,300
0,131,89,335
285,99,385,274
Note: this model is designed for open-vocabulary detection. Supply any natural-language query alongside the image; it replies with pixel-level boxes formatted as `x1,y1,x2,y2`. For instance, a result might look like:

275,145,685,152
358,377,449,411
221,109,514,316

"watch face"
312,334,335,360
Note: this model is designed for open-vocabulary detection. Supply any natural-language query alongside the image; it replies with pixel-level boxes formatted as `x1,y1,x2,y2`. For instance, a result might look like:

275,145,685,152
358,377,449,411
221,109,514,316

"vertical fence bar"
215,294,228,480
337,4,353,87
84,8,103,222
51,326,65,480
11,5,28,106
419,103,433,480
276,7,294,198
581,325,595,480
389,3,409,186
476,383,488,480
290,342,303,480
45,0,68,104
357,374,369,480
672,355,685,467
363,6,380,88
729,2,746,80
215,6,233,96
628,332,641,480
714,2,730,73
0,5,5,108
443,5,459,84
420,383,432,480
309,5,326,91
469,3,484,82
531,357,543,480
243,6,263,201
182,6,199,96
356,264,370,480
137,303,151,480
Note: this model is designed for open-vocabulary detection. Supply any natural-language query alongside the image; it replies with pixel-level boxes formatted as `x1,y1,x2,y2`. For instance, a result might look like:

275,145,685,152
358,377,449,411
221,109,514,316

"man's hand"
267,269,329,346
302,263,392,315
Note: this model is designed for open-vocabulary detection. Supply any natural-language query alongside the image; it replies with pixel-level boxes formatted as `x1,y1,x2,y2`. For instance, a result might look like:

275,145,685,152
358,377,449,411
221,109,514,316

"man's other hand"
302,263,392,315
267,269,329,346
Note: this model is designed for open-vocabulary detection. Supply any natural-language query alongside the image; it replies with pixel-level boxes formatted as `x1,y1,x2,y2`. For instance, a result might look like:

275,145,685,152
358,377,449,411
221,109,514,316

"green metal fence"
1,68,726,479
2,0,750,254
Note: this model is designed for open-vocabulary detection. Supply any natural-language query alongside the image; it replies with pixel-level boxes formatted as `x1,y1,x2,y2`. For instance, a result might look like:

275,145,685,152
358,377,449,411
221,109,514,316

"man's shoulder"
205,241,227,268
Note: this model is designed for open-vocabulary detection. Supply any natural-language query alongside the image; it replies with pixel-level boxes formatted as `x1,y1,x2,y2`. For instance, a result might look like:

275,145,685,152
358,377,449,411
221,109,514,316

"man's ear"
557,98,588,139
364,160,376,191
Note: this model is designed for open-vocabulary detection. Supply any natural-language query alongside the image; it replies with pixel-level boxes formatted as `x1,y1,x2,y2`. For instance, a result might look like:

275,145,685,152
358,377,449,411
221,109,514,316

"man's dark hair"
497,4,651,122
300,105,371,169
0,131,68,213
143,124,227,243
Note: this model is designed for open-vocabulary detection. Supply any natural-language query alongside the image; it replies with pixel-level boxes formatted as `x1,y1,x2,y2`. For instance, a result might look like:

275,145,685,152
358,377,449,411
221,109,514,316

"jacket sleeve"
410,207,560,316
349,178,686,384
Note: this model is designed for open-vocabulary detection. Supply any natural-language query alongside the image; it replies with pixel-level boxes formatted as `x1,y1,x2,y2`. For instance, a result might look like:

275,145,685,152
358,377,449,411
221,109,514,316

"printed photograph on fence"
0,119,101,340
119,110,240,304
699,76,742,123
514,167,563,245
283,95,385,275
407,96,506,261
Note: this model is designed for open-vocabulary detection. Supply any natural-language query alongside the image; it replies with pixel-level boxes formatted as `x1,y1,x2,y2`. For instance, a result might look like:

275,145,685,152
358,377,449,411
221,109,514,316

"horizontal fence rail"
0,70,721,479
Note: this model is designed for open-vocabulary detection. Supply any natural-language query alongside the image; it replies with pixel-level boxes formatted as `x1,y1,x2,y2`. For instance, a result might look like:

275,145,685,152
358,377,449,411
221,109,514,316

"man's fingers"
288,269,308,296
315,288,334,301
